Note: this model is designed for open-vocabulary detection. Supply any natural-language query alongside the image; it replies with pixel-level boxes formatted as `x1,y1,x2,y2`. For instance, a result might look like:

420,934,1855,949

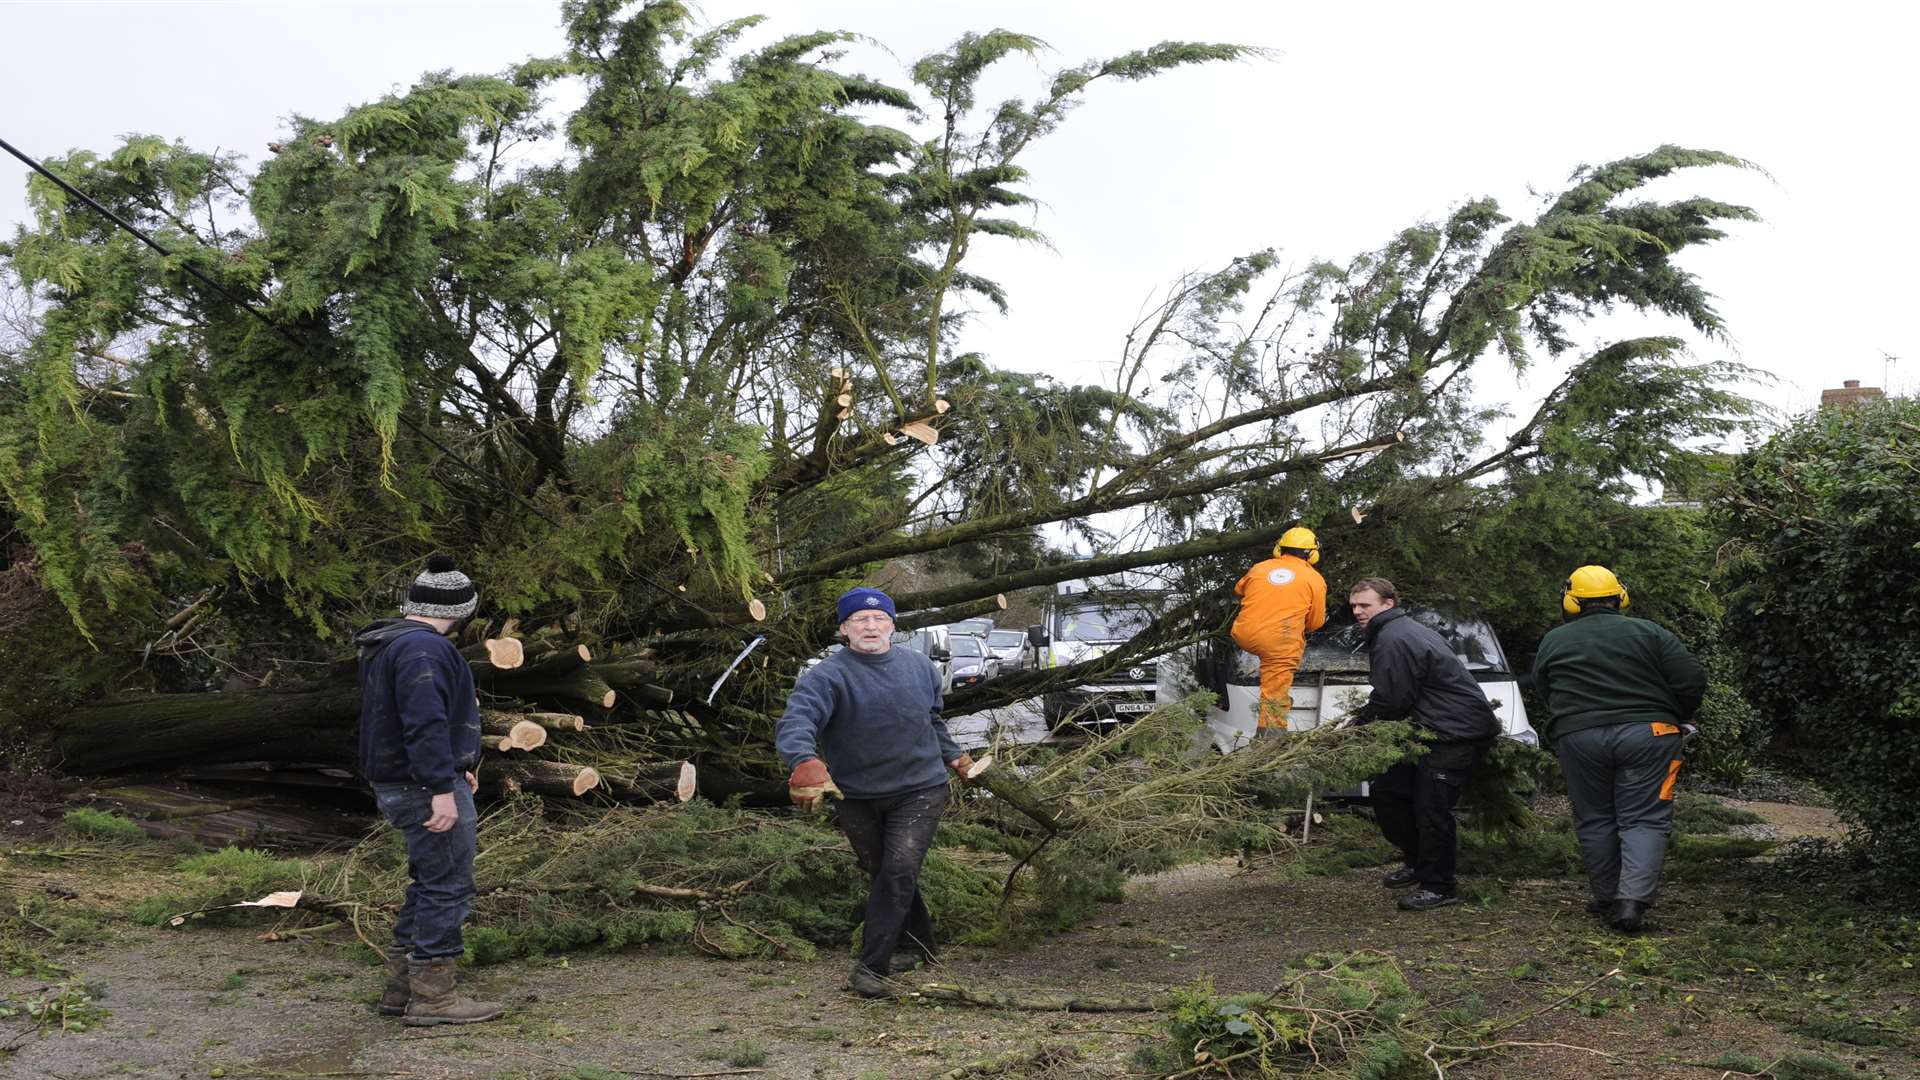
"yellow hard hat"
1562,564,1630,616
1274,526,1321,565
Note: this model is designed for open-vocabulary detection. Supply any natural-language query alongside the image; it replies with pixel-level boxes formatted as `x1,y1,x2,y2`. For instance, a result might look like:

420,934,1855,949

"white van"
1179,604,1538,754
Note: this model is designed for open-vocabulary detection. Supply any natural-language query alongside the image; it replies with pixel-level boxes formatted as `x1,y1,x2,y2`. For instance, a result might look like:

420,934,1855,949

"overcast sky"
4,0,1916,443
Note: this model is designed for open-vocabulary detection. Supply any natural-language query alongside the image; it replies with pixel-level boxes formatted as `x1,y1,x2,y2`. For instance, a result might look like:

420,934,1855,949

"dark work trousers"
1369,740,1487,896
835,782,949,976
371,782,478,960
1555,722,1685,905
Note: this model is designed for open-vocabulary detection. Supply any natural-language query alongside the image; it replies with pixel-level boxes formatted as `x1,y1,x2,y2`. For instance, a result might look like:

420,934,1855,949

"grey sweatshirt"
775,645,963,798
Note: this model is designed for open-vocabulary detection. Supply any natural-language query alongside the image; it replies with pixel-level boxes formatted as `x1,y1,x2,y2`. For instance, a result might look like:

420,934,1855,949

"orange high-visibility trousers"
1233,627,1305,730
1232,555,1327,730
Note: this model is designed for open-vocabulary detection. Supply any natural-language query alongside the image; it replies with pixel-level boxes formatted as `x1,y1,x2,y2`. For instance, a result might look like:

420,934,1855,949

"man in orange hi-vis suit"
1231,527,1328,733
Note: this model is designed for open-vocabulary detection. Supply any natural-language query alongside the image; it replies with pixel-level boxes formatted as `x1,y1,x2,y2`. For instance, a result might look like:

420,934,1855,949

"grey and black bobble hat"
401,555,478,620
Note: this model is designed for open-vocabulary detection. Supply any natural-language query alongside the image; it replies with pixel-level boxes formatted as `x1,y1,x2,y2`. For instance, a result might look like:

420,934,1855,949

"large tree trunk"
52,682,363,774
50,638,639,776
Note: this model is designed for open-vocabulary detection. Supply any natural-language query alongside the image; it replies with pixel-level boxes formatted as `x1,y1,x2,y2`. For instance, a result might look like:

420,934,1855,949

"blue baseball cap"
836,587,897,624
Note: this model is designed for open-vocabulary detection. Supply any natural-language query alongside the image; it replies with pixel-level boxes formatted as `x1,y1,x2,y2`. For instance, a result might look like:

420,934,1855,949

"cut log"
603,761,698,804
481,709,586,733
477,667,617,714
694,763,789,807
487,759,601,797
747,598,767,622
516,643,591,678
481,718,547,752
458,637,524,670
591,657,659,686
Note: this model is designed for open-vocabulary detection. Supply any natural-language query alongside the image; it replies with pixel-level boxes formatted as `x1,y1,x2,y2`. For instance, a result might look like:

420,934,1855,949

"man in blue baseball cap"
775,586,973,997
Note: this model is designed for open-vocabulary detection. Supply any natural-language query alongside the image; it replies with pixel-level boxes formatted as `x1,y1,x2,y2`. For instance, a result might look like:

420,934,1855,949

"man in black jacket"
1349,577,1499,911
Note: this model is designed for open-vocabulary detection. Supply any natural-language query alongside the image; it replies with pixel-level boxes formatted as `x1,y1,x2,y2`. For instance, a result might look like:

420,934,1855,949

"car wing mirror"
1027,624,1049,648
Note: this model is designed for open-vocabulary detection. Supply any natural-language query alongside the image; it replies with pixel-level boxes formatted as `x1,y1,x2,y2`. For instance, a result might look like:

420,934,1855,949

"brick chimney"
1821,379,1884,409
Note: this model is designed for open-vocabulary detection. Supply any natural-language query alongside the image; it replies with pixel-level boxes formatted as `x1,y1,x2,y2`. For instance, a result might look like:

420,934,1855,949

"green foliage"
60,807,148,844
130,847,311,925
313,799,1003,966
0,979,109,1036
1686,631,1773,787
1139,959,1426,1078
1,894,109,979
1719,396,1920,880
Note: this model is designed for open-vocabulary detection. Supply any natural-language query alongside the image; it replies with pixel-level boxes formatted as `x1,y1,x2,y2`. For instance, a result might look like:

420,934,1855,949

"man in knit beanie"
354,555,503,1025
775,586,975,997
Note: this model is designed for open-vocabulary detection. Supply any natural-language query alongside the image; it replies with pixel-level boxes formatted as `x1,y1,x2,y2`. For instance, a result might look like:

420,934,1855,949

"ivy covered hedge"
1718,396,1920,879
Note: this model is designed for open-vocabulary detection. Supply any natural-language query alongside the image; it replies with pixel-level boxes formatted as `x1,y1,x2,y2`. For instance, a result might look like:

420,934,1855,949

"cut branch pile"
945,696,1422,912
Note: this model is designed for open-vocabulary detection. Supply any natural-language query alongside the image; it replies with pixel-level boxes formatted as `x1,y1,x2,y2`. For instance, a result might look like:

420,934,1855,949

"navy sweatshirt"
775,645,963,798
355,619,482,794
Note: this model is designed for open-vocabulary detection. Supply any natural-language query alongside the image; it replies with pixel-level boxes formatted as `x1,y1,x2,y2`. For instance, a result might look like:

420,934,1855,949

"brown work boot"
376,944,411,1016
403,957,505,1026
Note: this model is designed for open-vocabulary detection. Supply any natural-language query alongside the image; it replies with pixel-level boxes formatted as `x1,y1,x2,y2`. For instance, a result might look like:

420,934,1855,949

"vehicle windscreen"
988,630,1025,648
1297,606,1510,673
950,635,985,657
1055,604,1153,642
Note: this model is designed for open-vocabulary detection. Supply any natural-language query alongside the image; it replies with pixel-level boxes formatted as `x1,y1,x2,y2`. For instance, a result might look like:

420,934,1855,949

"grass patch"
1789,1015,1904,1047
1672,793,1765,835
701,1040,768,1067
1699,1050,1873,1079
129,847,311,926
60,808,148,844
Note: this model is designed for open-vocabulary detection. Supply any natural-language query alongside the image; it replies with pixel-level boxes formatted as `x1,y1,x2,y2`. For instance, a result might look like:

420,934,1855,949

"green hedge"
1718,396,1920,880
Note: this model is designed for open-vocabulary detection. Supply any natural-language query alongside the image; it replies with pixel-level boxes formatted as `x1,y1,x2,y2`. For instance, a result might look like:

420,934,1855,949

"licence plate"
1113,702,1153,714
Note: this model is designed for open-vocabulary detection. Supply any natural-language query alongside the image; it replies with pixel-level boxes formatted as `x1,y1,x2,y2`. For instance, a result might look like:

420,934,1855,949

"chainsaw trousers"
1231,625,1303,731
1555,722,1685,905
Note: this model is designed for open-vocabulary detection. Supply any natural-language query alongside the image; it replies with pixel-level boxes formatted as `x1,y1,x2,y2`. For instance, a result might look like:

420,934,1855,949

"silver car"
986,629,1028,673
946,632,999,689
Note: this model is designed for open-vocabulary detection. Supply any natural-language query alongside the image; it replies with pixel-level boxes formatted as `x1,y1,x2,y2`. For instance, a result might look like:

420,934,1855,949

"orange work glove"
789,759,838,809
947,753,976,780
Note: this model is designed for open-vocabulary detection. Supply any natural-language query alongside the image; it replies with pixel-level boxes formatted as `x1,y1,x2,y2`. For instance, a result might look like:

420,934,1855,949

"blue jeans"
834,783,948,975
371,782,477,960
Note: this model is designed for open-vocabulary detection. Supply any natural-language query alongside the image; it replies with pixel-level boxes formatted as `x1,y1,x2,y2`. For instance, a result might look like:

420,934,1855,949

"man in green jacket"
1532,566,1707,932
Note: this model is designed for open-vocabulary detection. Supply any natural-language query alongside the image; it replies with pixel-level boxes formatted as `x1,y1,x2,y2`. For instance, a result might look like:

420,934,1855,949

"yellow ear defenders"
1273,526,1321,565
1562,564,1630,616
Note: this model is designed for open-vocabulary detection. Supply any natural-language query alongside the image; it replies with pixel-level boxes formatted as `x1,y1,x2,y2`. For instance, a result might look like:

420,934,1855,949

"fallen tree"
1,0,1758,788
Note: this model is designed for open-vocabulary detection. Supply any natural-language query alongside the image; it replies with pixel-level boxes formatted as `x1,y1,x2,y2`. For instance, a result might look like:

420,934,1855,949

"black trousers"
834,782,948,975
1370,740,1487,895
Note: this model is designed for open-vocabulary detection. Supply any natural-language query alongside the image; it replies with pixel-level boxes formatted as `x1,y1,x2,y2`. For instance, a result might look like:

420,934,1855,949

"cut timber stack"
50,633,696,809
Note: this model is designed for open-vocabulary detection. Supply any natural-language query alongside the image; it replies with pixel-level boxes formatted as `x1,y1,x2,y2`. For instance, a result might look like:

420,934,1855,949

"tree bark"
481,717,547,752
52,683,362,774
962,756,1070,835
482,709,587,733
601,760,698,803
484,758,601,797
